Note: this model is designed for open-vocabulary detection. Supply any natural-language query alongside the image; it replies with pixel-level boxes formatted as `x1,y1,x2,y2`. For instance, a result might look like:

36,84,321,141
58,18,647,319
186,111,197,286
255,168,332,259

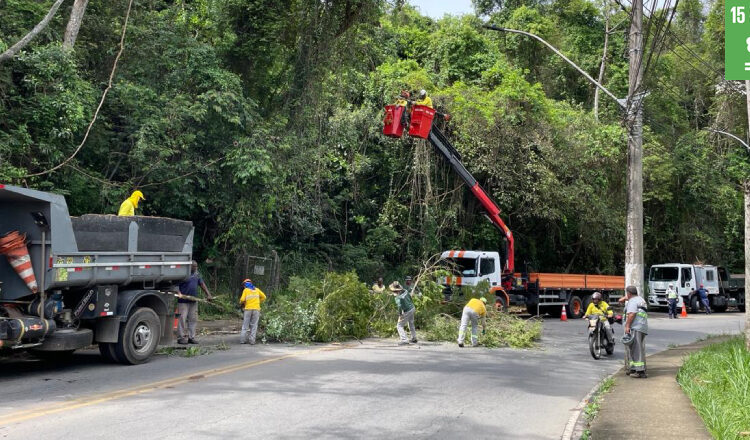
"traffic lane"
540,311,745,356
0,340,321,415
0,314,743,439
1,341,617,440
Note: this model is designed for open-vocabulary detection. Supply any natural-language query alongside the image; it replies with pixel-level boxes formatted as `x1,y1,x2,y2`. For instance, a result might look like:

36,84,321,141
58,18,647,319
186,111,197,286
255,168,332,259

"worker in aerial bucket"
117,190,145,216
395,89,411,129
415,89,433,108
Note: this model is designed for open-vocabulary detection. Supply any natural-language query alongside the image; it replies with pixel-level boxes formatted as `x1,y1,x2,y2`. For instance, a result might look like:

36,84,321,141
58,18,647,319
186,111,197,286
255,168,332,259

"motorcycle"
587,314,622,359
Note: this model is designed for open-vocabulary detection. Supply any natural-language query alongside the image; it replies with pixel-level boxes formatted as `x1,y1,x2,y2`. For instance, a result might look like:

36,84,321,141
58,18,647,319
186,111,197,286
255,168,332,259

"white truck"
647,263,746,313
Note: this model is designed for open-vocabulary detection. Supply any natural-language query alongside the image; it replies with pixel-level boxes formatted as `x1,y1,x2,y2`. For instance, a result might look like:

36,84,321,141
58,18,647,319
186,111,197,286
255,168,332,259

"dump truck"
0,184,192,364
648,263,746,313
383,105,625,318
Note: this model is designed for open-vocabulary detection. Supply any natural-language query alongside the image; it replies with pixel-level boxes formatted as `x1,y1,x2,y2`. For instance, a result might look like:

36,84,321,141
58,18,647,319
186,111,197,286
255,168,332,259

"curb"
560,369,618,440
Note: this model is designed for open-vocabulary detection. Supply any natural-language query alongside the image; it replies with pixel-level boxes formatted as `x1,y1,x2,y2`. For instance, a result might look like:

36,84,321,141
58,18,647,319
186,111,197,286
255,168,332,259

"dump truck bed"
528,273,625,290
0,185,193,300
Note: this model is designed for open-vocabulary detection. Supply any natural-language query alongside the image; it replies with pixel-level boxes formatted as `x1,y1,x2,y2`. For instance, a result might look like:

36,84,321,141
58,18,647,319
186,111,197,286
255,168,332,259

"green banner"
726,0,750,79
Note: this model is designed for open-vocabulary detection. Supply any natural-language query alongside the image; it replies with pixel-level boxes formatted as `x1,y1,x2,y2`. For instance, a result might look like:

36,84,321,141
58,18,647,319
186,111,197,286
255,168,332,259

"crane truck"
0,184,191,364
384,104,624,318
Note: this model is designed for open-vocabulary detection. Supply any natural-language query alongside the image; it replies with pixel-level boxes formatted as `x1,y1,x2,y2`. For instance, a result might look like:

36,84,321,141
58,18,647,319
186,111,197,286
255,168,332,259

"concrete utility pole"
624,0,645,295
746,80,750,350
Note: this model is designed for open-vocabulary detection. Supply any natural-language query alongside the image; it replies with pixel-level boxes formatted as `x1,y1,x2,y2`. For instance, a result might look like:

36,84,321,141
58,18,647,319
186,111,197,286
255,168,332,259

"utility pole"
625,0,645,295
745,80,750,350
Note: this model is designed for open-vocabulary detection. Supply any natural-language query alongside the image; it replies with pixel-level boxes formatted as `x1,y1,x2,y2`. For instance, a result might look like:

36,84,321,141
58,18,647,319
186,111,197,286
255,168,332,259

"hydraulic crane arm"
427,126,515,274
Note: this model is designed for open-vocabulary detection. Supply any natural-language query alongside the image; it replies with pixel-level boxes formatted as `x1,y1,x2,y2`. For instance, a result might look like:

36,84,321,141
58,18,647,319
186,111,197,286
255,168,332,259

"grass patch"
578,377,615,440
677,336,750,440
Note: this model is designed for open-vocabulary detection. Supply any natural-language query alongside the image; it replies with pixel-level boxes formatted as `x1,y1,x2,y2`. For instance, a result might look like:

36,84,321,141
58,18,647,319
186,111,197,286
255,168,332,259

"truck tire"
713,304,728,313
114,307,161,365
690,295,700,314
495,296,507,312
526,303,538,316
568,295,584,319
98,342,122,363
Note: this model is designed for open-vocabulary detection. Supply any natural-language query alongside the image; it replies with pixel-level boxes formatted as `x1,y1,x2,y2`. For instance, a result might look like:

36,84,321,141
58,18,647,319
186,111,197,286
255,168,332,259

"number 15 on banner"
727,0,750,79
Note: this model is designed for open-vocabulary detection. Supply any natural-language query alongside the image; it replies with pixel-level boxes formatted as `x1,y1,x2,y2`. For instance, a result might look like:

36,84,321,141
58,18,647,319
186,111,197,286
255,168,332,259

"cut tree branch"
0,0,67,65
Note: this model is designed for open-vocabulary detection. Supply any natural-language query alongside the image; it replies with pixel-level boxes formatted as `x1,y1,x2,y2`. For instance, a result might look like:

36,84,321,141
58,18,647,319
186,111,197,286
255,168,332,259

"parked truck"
0,185,192,364
383,107,625,318
440,250,624,318
648,263,746,313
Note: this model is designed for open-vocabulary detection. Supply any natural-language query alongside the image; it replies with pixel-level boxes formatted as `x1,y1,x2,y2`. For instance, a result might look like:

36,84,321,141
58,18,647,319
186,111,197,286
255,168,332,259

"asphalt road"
0,312,744,440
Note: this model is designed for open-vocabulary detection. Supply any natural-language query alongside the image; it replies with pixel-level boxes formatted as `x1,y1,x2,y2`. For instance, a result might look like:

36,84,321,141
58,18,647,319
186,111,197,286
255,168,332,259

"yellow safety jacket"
466,298,486,316
415,96,433,108
240,287,266,310
118,199,136,216
584,301,612,317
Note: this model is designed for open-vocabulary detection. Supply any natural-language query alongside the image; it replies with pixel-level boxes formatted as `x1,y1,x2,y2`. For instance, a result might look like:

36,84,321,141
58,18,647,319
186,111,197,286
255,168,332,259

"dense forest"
1,0,747,283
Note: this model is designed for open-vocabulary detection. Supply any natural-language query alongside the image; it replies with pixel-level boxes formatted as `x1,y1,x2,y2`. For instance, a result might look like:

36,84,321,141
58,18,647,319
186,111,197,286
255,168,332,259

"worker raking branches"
391,278,417,345
458,297,487,347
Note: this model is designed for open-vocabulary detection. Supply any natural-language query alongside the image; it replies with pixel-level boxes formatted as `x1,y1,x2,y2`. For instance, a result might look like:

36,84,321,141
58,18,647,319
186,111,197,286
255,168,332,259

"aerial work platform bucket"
408,105,435,139
382,105,405,138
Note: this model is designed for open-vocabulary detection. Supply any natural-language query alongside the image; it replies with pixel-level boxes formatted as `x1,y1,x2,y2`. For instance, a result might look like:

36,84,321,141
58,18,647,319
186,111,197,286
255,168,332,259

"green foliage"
314,272,374,342
0,0,747,281
677,337,750,440
261,296,319,343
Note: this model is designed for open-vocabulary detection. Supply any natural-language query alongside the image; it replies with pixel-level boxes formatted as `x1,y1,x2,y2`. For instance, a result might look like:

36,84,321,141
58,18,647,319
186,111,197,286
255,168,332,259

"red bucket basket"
382,105,405,138
408,105,436,139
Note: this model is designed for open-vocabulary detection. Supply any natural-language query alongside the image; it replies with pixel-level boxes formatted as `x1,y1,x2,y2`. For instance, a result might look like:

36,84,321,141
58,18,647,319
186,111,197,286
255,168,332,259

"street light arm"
483,24,626,110
706,128,750,152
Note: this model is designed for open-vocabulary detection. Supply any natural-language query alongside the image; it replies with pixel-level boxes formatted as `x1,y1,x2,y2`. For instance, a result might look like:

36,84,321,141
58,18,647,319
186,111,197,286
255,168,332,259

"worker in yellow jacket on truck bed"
239,279,266,345
117,190,145,216
458,297,487,347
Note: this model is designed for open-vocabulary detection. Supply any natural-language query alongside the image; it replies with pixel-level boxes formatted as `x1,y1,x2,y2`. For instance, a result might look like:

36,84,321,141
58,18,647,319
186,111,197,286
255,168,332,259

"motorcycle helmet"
621,333,634,346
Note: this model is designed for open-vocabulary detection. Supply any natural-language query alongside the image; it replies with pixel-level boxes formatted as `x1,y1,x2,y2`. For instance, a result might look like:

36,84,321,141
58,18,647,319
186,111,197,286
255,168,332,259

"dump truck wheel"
98,342,122,363
568,295,584,319
115,307,161,365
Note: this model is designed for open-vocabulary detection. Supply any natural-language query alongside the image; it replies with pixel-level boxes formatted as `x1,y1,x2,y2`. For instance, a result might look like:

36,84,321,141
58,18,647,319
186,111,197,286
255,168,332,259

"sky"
408,0,475,19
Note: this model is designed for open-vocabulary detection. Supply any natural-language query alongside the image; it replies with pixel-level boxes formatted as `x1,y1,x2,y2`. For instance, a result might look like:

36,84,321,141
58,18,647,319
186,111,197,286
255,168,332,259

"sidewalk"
587,337,729,439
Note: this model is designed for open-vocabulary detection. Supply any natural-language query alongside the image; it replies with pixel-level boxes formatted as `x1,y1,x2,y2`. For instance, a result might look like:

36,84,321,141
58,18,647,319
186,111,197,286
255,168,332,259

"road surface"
0,312,744,439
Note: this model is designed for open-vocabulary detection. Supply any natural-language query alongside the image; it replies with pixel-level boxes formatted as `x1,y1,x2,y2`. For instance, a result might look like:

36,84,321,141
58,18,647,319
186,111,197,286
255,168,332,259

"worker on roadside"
177,261,213,345
239,278,266,345
371,277,386,294
697,284,710,314
666,283,678,318
117,190,145,216
391,281,417,345
415,89,433,108
458,297,487,347
623,285,648,378
583,292,614,344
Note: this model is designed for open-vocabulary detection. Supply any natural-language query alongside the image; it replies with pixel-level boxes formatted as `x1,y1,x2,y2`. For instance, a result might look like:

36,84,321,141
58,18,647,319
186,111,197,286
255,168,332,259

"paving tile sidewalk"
588,337,729,440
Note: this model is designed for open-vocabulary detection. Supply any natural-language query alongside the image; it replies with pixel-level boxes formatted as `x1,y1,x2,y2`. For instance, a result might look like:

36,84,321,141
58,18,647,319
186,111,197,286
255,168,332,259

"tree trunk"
63,0,89,49
0,0,66,64
624,0,644,296
594,8,610,120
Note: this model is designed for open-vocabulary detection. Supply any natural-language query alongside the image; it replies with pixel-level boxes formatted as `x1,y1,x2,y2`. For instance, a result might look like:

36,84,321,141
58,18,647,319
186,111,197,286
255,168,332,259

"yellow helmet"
131,190,145,201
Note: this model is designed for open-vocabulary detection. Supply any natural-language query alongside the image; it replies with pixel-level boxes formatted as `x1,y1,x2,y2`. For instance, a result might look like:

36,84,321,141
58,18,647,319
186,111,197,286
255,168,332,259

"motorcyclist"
583,292,614,344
